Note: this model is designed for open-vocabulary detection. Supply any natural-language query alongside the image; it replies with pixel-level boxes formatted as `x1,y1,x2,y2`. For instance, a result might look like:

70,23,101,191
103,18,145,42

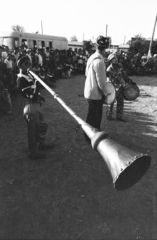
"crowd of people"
0,42,157,116
0,36,157,158
0,45,88,81
0,45,88,115
112,51,157,76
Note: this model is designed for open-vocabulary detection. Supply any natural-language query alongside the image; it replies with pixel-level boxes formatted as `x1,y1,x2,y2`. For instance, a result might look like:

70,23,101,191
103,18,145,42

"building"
68,41,130,53
68,41,83,51
106,44,130,53
118,44,130,52
0,31,68,50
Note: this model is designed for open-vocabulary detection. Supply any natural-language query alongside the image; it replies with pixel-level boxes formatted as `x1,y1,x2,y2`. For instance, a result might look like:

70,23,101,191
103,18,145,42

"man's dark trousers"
86,98,103,130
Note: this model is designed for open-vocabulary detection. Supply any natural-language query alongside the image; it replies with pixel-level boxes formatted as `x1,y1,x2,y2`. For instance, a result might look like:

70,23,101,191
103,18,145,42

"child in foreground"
17,55,54,159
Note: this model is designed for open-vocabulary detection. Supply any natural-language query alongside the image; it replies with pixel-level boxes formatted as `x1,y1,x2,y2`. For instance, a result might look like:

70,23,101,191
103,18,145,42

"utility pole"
124,35,126,44
148,13,157,57
106,25,108,37
41,20,43,34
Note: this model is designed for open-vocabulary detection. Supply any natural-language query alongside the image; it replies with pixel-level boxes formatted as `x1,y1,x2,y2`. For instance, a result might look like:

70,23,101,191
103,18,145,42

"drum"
104,82,116,104
122,81,140,100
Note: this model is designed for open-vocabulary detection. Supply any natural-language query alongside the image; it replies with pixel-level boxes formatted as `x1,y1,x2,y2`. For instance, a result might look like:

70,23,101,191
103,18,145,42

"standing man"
1,46,8,62
4,54,13,70
17,55,53,159
38,48,43,68
26,49,33,65
84,35,109,141
0,46,4,62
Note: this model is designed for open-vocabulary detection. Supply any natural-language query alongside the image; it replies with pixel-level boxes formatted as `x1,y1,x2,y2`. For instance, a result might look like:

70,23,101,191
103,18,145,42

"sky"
0,0,156,45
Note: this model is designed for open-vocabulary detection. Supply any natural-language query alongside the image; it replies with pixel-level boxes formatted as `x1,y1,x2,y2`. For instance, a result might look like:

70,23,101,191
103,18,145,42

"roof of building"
0,31,68,41
119,44,130,48
68,41,83,46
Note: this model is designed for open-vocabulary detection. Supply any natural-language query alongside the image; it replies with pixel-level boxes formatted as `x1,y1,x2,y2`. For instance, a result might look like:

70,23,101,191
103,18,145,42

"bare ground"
0,75,157,240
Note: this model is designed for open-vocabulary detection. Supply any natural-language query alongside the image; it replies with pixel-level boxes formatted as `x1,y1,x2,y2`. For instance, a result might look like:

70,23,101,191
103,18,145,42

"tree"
151,40,157,55
134,33,143,38
126,40,131,45
129,35,149,55
70,35,78,41
12,25,25,32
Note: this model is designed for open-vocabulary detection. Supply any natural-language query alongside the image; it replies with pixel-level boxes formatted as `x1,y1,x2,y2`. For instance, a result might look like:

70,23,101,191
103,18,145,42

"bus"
0,31,68,50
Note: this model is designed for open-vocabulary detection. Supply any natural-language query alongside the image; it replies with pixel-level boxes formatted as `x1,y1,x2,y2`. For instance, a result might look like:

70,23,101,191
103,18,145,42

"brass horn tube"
29,70,151,191
29,70,97,139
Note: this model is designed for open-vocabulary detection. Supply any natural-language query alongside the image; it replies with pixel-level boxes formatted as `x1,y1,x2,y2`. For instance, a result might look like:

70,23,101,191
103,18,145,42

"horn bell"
91,132,151,191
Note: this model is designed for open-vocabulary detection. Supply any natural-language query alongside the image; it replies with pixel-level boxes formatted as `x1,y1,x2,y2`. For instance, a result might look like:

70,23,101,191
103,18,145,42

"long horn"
29,70,151,191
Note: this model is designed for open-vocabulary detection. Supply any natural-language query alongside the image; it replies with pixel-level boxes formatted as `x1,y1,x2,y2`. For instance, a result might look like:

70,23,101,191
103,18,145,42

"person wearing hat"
1,46,8,62
17,55,54,159
26,49,32,65
84,35,109,142
0,46,4,62
106,53,130,122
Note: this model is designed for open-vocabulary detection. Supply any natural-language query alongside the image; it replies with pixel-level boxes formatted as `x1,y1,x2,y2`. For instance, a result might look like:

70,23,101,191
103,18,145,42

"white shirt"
38,54,43,66
2,51,8,60
4,59,13,69
84,52,107,100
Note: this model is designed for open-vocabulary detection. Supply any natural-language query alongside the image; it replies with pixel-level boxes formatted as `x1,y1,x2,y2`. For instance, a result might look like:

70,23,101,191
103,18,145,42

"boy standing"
17,55,53,159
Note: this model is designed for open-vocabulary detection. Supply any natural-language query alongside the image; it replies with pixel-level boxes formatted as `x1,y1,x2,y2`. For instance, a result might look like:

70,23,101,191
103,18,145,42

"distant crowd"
113,51,157,76
0,44,157,115
0,45,88,114
0,45,88,81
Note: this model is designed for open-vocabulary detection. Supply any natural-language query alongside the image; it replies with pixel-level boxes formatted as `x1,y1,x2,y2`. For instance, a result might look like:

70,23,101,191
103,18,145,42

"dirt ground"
0,74,157,240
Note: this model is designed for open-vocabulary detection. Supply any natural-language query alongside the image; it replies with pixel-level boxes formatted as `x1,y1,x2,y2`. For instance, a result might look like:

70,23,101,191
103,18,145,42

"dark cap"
17,54,30,68
96,35,110,48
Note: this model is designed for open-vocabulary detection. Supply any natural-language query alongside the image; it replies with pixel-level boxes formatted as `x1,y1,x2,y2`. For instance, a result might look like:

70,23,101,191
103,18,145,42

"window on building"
41,41,45,48
2,37,18,49
49,42,53,49
33,40,37,49
22,39,28,47
28,40,33,49
38,41,42,48
14,38,19,48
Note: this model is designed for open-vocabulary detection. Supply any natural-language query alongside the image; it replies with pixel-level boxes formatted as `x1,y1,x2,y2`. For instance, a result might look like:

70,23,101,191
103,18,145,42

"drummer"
106,53,130,122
